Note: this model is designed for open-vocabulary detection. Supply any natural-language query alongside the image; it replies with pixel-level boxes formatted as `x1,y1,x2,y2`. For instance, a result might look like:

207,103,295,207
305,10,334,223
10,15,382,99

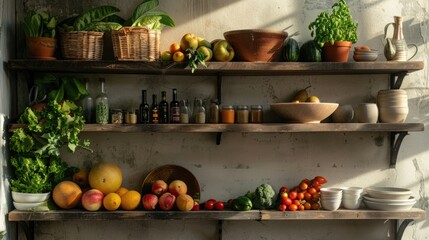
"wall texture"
5,0,429,239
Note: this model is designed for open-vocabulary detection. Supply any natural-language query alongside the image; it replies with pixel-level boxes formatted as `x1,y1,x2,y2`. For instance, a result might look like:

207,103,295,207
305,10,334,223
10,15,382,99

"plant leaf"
130,0,159,24
84,22,122,32
132,15,162,28
74,6,120,31
132,10,175,29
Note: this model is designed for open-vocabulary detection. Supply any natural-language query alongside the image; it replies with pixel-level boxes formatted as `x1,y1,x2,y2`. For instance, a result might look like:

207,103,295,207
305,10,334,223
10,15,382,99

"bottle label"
152,110,159,123
171,106,180,123
180,113,189,123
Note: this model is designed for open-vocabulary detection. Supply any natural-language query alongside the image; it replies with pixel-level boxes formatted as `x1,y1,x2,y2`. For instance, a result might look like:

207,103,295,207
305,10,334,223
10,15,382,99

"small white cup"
356,103,378,123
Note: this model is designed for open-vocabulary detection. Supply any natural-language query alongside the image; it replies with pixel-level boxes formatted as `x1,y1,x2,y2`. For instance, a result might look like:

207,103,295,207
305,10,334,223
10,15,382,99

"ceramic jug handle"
407,44,418,61
384,22,394,39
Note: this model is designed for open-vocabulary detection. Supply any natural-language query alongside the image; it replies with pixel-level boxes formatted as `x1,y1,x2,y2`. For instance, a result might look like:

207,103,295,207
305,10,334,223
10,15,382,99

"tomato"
301,178,310,185
278,204,287,211
280,197,289,205
289,191,297,200
284,198,292,206
308,187,317,195
297,192,304,200
299,182,308,191
311,202,321,210
312,180,321,187
279,186,288,193
214,201,224,210
204,199,216,210
303,202,312,210
314,176,327,184
304,192,312,201
312,193,320,201
298,204,305,211
192,202,200,211
292,199,301,206
315,185,322,192
288,204,298,211
280,192,288,199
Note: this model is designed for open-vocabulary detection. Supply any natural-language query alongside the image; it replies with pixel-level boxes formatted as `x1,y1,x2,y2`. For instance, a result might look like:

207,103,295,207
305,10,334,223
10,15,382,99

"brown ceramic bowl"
271,102,339,123
224,29,288,62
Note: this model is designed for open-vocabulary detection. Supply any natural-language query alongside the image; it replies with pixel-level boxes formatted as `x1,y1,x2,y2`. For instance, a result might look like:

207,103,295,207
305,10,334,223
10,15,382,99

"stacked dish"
353,49,378,62
341,187,363,210
12,191,50,211
377,89,409,123
363,187,416,211
320,188,343,211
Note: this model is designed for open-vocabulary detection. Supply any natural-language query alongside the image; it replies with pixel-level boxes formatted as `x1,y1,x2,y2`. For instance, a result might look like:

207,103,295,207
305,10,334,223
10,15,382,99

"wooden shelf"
6,60,424,76
8,208,426,222
8,123,425,133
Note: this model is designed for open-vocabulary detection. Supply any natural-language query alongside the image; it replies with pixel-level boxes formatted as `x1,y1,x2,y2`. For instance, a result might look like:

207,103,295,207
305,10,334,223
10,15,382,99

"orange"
121,190,141,211
115,187,129,197
173,51,185,62
169,43,181,54
52,181,82,209
103,193,121,211
175,194,194,211
88,162,122,195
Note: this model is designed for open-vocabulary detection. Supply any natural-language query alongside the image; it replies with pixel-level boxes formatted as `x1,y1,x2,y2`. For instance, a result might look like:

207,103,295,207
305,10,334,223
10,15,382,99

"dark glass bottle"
81,79,94,123
139,90,150,124
150,94,159,124
170,89,180,123
159,91,169,123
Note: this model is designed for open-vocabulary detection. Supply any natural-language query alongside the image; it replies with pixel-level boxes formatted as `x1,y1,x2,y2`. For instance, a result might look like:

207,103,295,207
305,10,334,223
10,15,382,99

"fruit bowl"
141,165,200,201
224,29,288,62
271,102,339,123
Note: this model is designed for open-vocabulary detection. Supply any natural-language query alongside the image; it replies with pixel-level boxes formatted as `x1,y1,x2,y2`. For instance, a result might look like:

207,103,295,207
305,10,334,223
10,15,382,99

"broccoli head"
247,183,276,210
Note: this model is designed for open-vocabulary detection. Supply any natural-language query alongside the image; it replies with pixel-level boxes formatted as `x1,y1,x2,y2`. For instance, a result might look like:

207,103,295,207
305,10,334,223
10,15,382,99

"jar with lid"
111,109,123,124
208,99,219,123
236,105,249,124
193,99,206,124
250,105,263,123
221,105,235,124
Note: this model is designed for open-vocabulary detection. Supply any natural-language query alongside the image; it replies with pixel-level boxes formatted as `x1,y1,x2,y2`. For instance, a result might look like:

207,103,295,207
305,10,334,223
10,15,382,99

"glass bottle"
95,78,109,124
150,94,159,123
170,89,180,123
208,99,219,123
250,105,263,123
180,99,189,124
193,99,206,124
81,79,94,123
159,91,169,123
139,90,150,124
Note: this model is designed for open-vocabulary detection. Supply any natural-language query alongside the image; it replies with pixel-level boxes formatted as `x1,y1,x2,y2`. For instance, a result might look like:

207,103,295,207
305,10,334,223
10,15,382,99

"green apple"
213,40,235,62
197,37,212,49
180,33,199,51
197,46,213,61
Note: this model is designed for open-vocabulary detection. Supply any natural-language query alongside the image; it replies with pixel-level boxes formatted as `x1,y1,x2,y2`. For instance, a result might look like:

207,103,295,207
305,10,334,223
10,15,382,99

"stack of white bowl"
320,188,343,211
363,187,416,211
12,191,50,211
377,89,409,123
341,187,363,209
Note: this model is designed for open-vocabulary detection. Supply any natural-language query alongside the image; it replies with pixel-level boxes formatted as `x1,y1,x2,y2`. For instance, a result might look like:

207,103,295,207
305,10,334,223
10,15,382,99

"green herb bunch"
308,0,358,47
9,100,91,193
23,10,57,38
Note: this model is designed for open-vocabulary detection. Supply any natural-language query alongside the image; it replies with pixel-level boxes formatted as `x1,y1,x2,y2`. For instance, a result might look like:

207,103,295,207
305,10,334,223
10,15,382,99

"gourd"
299,40,322,62
283,38,300,62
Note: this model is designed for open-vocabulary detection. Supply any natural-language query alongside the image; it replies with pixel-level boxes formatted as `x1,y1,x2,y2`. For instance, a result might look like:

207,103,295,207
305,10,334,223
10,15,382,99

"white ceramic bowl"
363,195,416,204
13,201,48,211
363,199,415,211
270,103,339,123
321,199,342,211
320,188,343,195
341,187,364,195
342,196,363,210
365,187,412,200
12,191,51,203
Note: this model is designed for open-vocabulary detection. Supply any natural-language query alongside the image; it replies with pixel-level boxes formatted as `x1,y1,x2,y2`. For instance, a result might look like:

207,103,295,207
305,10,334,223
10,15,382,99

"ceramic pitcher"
383,16,417,61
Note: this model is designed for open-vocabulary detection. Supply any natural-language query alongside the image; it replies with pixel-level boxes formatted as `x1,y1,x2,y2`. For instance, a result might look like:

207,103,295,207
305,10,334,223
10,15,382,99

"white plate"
365,187,412,200
363,199,416,211
13,201,49,211
363,195,416,204
12,191,51,203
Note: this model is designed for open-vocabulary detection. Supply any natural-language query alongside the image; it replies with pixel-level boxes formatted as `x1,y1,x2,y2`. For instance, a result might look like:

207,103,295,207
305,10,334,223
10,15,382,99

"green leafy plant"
23,10,57,38
59,5,123,32
123,0,175,30
33,73,88,103
308,0,358,47
10,100,91,193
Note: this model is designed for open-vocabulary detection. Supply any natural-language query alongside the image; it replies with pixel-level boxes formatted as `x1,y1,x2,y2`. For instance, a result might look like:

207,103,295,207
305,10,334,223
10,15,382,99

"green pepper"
231,196,253,211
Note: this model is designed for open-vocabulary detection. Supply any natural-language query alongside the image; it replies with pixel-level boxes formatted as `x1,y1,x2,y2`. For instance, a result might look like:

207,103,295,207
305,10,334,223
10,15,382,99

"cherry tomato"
288,204,298,211
312,193,321,201
280,197,289,205
299,182,308,191
284,198,292,206
192,202,200,211
315,185,322,192
278,204,287,211
279,186,288,193
204,199,216,210
312,180,321,187
289,191,297,200
214,201,224,210
298,204,305,211
314,176,327,184
303,202,312,210
308,187,317,195
304,192,312,201
280,192,288,199
301,178,310,185
297,192,304,200
292,199,301,206
311,202,321,210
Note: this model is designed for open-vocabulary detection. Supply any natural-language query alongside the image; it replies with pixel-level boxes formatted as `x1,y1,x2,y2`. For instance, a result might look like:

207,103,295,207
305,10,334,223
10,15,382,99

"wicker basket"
60,31,104,60
111,27,161,61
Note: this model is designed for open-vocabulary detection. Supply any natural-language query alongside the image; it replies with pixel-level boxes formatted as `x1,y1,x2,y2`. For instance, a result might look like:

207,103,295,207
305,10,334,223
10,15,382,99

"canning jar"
250,105,263,123
221,105,235,124
208,100,220,123
111,109,123,124
236,105,249,124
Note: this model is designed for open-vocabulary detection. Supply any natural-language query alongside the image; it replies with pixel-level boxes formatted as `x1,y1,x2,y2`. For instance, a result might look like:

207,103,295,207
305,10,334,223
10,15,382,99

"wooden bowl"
224,29,288,62
141,165,200,200
271,102,339,123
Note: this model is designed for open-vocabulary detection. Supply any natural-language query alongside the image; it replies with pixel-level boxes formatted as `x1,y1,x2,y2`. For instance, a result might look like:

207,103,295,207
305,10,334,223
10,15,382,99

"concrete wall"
8,0,429,239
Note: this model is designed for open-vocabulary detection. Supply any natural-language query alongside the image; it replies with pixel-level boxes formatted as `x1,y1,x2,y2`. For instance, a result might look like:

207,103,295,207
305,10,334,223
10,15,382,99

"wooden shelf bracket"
390,132,409,168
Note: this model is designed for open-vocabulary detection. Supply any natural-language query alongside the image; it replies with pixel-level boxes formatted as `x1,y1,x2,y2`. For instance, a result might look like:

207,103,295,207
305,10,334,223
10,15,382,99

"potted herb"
23,10,57,59
308,0,358,62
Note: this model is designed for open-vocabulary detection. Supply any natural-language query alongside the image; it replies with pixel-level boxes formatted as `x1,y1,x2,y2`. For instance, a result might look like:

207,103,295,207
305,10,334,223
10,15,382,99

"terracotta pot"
322,41,352,62
27,37,56,59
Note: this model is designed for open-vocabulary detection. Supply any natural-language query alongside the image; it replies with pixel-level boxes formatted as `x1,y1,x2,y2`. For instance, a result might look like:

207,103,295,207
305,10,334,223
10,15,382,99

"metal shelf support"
396,219,413,240
390,72,407,89
390,132,408,168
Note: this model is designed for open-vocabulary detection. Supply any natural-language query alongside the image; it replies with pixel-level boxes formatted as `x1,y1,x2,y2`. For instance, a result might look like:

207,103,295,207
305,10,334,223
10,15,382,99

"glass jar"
250,105,263,123
221,105,235,124
180,99,189,123
111,109,123,124
95,78,109,124
236,105,249,124
125,111,137,124
208,99,219,123
193,99,206,124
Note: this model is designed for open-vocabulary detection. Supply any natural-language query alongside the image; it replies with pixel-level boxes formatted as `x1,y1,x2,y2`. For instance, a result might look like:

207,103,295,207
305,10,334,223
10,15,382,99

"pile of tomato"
276,176,327,211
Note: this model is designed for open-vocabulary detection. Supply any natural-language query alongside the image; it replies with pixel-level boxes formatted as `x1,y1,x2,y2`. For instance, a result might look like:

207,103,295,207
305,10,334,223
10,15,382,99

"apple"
180,33,199,51
142,193,159,210
158,192,176,210
151,179,168,196
197,37,212,49
197,46,213,61
168,180,187,196
213,40,235,62
81,189,104,211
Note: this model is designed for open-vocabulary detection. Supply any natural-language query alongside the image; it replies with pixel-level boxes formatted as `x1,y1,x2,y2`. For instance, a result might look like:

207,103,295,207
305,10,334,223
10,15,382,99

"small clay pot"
322,41,352,62
27,37,56,59
356,103,378,123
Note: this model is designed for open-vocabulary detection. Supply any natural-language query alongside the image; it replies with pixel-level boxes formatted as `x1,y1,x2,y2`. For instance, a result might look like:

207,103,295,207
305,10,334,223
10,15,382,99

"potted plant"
308,0,358,62
23,10,57,59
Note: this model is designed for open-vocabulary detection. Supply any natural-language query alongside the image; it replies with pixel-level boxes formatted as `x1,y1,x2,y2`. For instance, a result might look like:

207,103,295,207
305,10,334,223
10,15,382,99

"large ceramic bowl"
13,201,48,211
12,191,51,203
224,29,288,62
363,199,416,211
365,187,412,200
271,103,339,123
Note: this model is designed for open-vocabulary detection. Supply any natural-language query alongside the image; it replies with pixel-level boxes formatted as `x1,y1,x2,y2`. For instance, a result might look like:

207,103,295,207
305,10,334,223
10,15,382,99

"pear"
291,86,311,102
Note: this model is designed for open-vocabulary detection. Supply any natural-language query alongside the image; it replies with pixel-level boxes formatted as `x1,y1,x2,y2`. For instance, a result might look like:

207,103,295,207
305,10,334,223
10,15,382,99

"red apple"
158,192,176,211
81,189,104,211
151,180,168,196
142,194,158,210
